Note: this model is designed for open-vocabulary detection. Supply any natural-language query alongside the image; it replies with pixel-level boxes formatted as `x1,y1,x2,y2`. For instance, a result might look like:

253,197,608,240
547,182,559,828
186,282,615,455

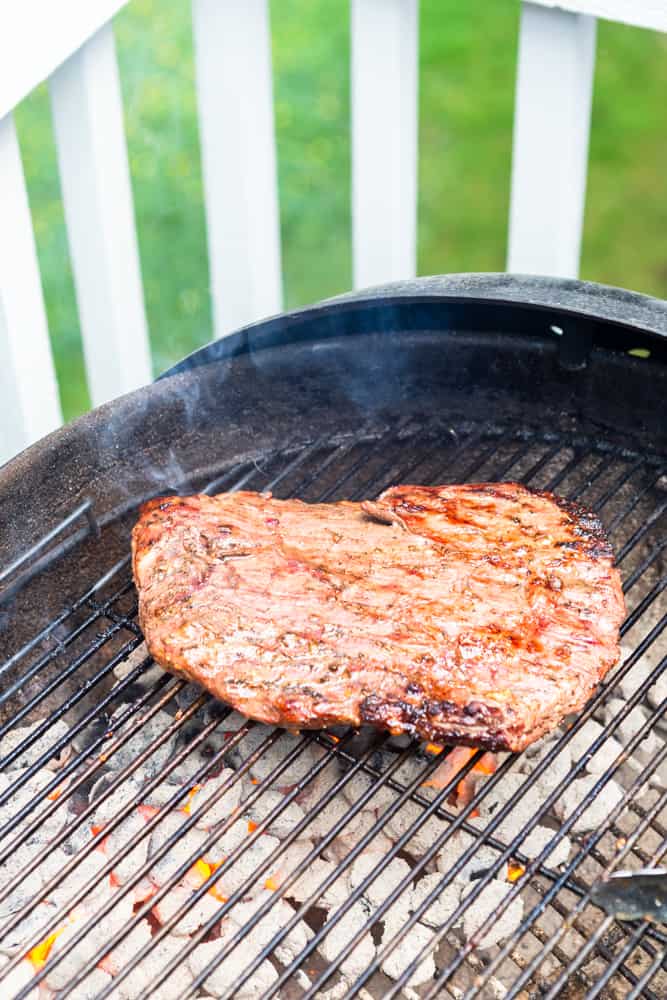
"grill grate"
0,418,665,999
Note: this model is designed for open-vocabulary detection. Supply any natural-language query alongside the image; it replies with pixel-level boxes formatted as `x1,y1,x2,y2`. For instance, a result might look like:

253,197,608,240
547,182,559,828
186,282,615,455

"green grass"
14,1,667,421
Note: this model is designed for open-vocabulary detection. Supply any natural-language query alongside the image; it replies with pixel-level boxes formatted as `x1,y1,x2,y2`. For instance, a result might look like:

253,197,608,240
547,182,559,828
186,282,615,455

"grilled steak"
132,483,625,752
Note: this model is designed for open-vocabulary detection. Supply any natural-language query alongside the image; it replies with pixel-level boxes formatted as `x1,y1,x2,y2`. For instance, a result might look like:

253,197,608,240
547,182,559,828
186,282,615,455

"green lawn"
14,1,667,420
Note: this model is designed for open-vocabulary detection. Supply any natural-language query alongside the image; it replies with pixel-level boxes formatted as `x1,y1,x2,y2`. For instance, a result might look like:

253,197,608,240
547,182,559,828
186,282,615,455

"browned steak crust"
132,483,625,752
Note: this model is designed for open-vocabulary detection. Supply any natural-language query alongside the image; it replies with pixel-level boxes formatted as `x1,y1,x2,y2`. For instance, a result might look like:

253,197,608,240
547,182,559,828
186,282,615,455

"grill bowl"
0,275,665,999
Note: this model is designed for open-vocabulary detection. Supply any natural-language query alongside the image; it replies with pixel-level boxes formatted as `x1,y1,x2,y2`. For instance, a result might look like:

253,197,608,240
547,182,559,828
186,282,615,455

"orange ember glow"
247,821,258,833
27,926,65,969
190,858,228,902
329,734,340,744
422,747,476,790
137,804,160,822
250,777,260,785
422,748,498,815
425,743,444,756
265,873,282,891
90,824,105,837
47,784,65,801
181,785,201,816
193,859,212,882
507,862,525,883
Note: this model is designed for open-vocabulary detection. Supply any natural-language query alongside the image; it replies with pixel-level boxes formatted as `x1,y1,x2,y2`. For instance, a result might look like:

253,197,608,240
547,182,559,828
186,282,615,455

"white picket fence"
0,0,666,465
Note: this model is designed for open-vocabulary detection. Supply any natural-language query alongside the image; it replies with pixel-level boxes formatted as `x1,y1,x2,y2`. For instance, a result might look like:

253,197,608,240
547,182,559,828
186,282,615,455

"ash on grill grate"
0,424,665,1000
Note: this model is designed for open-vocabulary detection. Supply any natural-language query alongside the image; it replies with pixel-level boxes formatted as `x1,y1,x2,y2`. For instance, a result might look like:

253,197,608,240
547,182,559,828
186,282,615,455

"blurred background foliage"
14,0,667,420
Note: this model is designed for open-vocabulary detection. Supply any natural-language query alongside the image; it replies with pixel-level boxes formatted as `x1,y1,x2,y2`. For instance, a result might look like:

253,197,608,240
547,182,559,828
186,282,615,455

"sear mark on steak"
132,483,625,752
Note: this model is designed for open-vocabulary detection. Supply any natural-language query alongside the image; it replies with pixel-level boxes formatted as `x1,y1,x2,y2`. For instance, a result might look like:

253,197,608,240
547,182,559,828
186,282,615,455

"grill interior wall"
0,419,665,1000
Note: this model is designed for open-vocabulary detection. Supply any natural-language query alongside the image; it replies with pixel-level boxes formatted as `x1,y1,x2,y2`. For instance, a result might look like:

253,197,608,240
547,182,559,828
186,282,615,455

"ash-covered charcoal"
0,955,39,1000
112,640,162,685
519,824,571,868
462,879,524,950
230,891,314,965
348,853,412,910
0,718,71,771
202,818,248,863
148,813,207,886
89,774,144,826
189,934,279,998
381,911,435,987
555,720,623,776
61,816,94,856
0,843,49,917
167,724,231,784
294,764,341,813
439,839,500,890
44,849,111,909
410,871,462,928
245,789,305,838
223,724,277,775
321,810,391,865
247,732,326,785
648,671,667,718
152,883,221,936
214,834,281,898
112,934,195,1000
554,774,625,833
304,792,354,842
0,901,58,956
470,773,551,845
45,907,118,991
189,769,242,830
103,706,177,777
518,737,572,789
319,899,376,980
288,858,348,908
261,838,314,893
66,967,112,999
94,917,152,985
384,798,445,858
104,812,150,884
603,699,659,764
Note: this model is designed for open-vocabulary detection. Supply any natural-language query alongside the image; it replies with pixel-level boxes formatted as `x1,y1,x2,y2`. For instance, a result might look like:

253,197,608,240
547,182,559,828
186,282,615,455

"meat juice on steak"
132,483,625,752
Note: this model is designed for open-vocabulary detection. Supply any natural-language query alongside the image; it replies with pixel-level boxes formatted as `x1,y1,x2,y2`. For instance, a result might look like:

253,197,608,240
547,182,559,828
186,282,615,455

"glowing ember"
47,783,66,801
181,785,201,816
507,861,525,883
137,804,160,822
425,742,444,755
422,747,477,790
189,859,228,902
247,820,258,833
26,926,65,969
265,873,282,891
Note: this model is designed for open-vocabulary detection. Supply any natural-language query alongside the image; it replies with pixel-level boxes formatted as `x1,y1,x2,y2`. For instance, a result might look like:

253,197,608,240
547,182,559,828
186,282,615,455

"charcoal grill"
0,273,665,999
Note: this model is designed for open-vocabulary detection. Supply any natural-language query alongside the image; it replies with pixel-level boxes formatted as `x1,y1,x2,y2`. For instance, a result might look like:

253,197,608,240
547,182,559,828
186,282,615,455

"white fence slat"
529,1,667,34
50,23,152,407
507,3,597,279
192,0,282,336
351,0,418,289
0,0,131,119
0,115,62,465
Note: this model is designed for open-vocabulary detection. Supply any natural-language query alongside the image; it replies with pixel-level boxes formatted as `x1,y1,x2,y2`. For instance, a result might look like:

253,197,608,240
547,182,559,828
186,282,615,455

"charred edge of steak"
533,489,615,562
359,694,516,753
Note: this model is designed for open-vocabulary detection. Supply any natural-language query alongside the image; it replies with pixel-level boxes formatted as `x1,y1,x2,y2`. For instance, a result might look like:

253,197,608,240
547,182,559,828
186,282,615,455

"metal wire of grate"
0,417,665,999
